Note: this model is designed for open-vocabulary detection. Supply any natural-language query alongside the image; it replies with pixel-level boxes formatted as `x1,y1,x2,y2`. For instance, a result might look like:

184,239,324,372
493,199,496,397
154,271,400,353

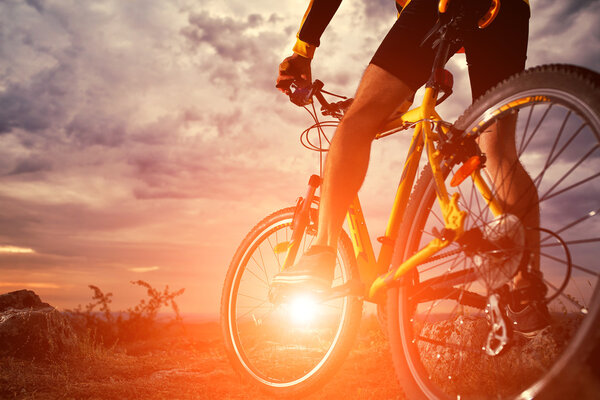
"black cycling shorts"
370,0,530,101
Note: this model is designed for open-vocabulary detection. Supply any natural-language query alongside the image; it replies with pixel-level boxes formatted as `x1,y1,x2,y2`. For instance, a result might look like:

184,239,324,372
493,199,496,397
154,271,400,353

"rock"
0,289,51,312
0,290,78,360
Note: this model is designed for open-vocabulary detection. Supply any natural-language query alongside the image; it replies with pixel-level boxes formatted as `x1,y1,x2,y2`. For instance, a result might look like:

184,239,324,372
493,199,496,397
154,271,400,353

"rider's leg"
311,0,442,250
478,110,550,337
478,114,541,289
272,0,438,289
271,66,413,289
314,65,414,248
463,0,532,289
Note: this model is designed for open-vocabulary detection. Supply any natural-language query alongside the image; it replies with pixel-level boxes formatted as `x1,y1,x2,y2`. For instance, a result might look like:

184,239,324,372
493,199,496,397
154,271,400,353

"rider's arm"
293,0,411,58
293,0,343,59
278,0,409,92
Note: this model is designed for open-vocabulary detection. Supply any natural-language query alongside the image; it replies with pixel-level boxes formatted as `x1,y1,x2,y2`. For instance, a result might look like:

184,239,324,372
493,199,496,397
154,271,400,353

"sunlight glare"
288,294,319,325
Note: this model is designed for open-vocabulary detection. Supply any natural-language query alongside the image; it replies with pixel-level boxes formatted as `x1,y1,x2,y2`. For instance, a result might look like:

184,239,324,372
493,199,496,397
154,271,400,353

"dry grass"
1,282,598,399
0,317,403,400
1,315,598,399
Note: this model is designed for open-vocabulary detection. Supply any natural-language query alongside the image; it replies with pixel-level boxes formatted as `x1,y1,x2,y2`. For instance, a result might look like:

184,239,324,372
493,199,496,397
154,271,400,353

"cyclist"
273,0,550,335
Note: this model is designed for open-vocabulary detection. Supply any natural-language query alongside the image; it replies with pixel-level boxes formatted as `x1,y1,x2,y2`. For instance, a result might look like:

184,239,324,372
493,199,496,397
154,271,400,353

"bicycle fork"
281,174,322,271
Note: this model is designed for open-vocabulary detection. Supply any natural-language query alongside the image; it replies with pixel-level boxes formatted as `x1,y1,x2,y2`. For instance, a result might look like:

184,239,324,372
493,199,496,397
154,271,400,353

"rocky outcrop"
0,290,78,360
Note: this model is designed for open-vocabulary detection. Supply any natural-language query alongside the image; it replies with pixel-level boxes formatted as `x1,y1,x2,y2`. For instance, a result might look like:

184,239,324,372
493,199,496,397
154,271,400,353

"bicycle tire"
387,64,600,399
221,207,363,397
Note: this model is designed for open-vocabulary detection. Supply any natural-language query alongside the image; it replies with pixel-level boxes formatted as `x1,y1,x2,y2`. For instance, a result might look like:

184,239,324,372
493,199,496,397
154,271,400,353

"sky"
0,0,598,317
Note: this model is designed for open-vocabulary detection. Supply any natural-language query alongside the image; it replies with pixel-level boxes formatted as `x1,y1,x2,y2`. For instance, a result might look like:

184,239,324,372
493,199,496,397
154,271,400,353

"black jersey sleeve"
293,0,342,58
291,0,411,58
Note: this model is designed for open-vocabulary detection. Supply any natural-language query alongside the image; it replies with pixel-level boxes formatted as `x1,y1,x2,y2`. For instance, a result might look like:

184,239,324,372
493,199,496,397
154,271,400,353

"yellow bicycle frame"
341,87,505,302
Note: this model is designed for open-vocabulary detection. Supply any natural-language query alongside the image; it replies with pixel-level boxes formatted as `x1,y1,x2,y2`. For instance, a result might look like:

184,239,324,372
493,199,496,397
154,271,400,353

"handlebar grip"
276,80,292,90
289,86,313,106
289,79,325,107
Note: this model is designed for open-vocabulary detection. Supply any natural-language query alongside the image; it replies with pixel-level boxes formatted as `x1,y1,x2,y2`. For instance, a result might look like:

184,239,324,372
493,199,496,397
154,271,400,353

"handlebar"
287,79,353,120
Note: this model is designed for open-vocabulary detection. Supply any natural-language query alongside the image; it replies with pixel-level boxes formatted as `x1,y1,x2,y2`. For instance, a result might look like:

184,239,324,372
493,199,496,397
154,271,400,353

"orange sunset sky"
0,0,598,317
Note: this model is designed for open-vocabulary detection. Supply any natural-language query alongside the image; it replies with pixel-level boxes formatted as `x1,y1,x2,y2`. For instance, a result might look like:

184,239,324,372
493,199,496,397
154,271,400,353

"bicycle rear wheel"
388,65,600,399
221,207,362,397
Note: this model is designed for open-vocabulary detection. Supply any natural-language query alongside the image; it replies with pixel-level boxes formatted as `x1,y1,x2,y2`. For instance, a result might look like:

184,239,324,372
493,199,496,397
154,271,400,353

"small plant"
65,281,185,346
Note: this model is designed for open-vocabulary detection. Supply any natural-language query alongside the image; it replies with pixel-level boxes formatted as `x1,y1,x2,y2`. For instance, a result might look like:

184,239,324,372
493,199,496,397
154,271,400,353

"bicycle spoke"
416,333,482,354
540,237,600,248
236,301,271,321
544,278,587,312
540,207,600,244
237,292,269,303
532,120,585,188
539,146,599,202
257,244,273,285
517,102,535,157
392,66,600,400
225,209,361,388
540,251,599,277
546,122,586,167
545,109,571,167
244,260,270,288
519,103,552,155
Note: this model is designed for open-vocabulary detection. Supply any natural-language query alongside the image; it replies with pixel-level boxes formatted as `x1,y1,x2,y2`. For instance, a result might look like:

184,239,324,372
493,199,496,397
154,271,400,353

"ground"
0,317,597,399
0,317,402,400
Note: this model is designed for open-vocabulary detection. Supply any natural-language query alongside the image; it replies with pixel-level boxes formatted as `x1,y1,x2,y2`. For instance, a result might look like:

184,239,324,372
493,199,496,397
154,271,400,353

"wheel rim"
227,214,352,387
399,88,600,399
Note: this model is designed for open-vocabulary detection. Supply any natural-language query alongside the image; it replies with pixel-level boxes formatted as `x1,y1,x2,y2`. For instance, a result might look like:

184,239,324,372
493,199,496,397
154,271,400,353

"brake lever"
289,84,313,107
322,98,353,119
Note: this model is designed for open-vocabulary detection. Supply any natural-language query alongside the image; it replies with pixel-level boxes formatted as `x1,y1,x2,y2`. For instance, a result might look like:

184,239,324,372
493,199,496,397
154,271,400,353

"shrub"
65,281,184,346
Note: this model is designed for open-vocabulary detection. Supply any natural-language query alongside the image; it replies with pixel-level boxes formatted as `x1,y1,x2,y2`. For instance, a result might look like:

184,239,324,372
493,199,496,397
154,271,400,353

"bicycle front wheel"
220,207,363,397
388,65,600,399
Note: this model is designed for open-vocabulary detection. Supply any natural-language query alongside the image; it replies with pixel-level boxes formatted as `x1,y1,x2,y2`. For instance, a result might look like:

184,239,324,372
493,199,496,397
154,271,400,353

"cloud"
0,0,597,315
180,9,290,92
24,0,44,14
9,155,53,175
528,0,600,70
363,0,399,21
0,245,35,254
0,282,60,289
181,12,264,61
0,63,73,134
128,266,160,273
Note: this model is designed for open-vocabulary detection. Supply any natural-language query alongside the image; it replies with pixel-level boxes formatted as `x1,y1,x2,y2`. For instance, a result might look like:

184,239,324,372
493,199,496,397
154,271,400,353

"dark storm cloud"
0,62,73,134
9,156,53,175
528,0,600,70
181,11,264,61
66,112,127,148
25,0,44,14
180,10,289,92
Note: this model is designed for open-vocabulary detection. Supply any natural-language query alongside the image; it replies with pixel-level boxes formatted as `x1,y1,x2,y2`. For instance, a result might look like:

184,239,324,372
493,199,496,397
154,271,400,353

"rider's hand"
276,53,312,94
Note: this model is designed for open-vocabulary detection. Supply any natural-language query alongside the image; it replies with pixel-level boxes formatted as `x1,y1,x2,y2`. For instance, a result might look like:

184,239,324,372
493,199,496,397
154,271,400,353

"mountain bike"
220,3,600,399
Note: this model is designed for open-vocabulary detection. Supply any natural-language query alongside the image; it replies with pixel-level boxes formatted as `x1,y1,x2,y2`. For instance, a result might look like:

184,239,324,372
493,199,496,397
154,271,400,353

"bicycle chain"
419,246,464,265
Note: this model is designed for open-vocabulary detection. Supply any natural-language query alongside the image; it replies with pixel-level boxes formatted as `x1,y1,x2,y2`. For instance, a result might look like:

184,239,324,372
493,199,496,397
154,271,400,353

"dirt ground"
0,318,598,399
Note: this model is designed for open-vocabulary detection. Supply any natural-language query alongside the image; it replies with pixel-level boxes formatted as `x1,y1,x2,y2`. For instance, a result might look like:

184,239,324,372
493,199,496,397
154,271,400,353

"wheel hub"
471,213,526,289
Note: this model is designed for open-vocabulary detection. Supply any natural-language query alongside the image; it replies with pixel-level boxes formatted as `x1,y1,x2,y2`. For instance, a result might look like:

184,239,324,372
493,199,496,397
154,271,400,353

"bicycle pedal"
269,280,363,305
322,279,364,301
269,283,326,305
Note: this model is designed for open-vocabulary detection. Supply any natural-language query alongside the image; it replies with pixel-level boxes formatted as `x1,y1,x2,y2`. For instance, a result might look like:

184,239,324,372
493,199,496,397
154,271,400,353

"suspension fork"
281,174,321,270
